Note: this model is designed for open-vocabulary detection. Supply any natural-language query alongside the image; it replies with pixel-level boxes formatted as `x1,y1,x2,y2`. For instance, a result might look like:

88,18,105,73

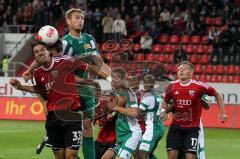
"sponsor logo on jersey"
177,99,192,105
189,90,195,96
51,70,58,78
84,44,91,49
174,91,179,94
41,77,44,81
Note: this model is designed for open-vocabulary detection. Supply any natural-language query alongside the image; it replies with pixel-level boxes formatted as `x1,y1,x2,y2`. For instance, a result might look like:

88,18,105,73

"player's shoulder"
191,79,210,89
62,34,73,44
82,32,95,39
54,55,75,61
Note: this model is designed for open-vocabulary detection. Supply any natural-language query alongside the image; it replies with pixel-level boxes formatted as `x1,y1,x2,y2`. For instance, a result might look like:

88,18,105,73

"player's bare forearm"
114,106,138,117
215,91,225,113
87,65,110,80
28,60,40,72
17,85,39,93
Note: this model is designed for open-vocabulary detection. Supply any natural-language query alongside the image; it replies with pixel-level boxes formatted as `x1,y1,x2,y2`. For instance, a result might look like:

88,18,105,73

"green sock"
82,137,95,159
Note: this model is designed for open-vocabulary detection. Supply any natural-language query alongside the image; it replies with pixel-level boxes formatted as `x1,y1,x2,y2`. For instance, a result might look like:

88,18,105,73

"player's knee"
65,153,77,159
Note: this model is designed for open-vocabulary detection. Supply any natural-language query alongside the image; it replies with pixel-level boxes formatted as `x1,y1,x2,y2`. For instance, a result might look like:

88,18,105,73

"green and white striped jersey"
115,89,142,142
139,89,163,128
62,32,99,78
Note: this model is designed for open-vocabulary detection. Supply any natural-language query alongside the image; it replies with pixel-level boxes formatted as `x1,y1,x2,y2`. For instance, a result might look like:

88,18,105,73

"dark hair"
143,74,155,85
31,41,47,55
177,61,194,70
112,67,126,80
47,39,62,53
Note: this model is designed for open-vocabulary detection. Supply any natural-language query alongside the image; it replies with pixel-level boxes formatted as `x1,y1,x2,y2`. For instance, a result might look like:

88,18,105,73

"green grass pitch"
0,120,239,159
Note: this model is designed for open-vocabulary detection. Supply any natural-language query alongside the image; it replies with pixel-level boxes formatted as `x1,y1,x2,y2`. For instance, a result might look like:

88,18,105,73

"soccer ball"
37,25,59,45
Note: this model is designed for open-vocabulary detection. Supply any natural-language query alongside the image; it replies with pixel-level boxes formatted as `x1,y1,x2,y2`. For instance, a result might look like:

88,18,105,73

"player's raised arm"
9,78,43,94
23,60,40,82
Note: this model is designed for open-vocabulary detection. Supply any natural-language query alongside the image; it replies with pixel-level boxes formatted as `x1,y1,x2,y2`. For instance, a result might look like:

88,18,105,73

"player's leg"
36,134,49,154
116,132,142,159
197,120,205,159
64,120,82,159
53,148,65,159
95,140,115,159
166,125,182,159
183,127,200,159
101,145,118,159
79,85,96,159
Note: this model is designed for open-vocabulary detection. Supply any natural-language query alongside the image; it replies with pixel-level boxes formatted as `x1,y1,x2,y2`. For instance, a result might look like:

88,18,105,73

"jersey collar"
42,58,54,71
179,79,192,86
69,32,82,39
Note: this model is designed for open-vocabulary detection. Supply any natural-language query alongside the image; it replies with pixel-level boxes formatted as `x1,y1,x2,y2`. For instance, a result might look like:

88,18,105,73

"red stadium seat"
236,66,240,75
205,45,213,54
169,35,179,43
199,54,210,64
232,76,240,83
220,75,230,83
225,65,236,75
205,17,214,25
146,54,155,61
132,44,141,53
183,45,193,54
213,17,222,25
196,45,204,54
205,65,214,74
159,35,169,43
215,65,225,74
180,35,190,44
165,54,174,63
201,36,209,44
152,44,163,53
189,54,199,64
156,54,165,63
198,74,208,82
194,64,202,74
191,36,201,44
209,75,219,82
134,53,145,61
163,44,174,54
104,52,112,61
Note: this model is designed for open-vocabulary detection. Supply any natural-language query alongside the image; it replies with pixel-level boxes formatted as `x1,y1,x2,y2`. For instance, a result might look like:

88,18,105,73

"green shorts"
139,124,164,153
114,132,142,159
77,85,95,119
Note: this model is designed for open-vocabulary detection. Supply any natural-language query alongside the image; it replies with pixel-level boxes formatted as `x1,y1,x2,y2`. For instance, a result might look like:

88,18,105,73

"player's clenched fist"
9,78,22,90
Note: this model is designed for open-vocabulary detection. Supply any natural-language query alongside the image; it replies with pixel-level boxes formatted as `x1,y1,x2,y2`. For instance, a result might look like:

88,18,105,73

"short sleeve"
164,84,173,102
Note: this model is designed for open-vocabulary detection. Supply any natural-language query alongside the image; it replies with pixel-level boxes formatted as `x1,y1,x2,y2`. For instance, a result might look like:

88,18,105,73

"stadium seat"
152,44,163,53
180,35,190,44
146,54,155,61
156,54,165,63
205,64,214,74
225,65,236,75
183,44,193,54
198,74,208,82
169,35,179,43
196,45,204,54
132,43,141,53
201,36,209,44
205,17,214,25
236,66,240,75
104,52,112,61
220,75,230,83
163,44,173,54
189,54,199,64
199,54,210,64
165,54,174,63
215,65,225,74
159,35,169,43
232,76,240,83
213,17,222,25
194,64,202,74
205,45,213,54
209,75,219,82
134,53,145,61
191,36,201,44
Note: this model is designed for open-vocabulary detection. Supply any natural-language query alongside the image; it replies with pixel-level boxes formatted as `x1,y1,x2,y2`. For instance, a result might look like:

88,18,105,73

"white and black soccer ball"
37,25,59,45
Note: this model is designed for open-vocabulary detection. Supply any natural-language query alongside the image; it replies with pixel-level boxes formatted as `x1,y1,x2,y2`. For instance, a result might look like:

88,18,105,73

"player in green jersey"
138,75,164,159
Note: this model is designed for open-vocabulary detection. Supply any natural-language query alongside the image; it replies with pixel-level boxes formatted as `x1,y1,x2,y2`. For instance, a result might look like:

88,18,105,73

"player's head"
143,74,155,92
111,67,126,90
31,41,51,64
65,8,85,33
47,39,62,57
177,61,194,81
128,74,140,92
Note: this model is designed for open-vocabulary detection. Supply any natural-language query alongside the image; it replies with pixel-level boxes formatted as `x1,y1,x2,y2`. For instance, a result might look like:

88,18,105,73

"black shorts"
166,125,199,155
45,111,82,150
95,140,116,159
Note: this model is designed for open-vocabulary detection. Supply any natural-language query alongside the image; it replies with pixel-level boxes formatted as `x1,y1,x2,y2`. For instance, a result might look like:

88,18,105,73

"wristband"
106,76,112,82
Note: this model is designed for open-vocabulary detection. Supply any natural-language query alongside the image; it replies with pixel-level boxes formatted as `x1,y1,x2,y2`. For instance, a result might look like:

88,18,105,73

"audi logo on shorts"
177,99,192,105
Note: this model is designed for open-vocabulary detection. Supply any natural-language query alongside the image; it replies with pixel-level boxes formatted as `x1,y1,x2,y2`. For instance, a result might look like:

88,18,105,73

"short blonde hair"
177,61,194,71
65,8,85,19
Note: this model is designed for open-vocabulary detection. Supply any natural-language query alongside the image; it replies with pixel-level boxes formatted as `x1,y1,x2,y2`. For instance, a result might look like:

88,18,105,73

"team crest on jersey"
51,70,58,78
189,90,195,96
84,44,91,49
